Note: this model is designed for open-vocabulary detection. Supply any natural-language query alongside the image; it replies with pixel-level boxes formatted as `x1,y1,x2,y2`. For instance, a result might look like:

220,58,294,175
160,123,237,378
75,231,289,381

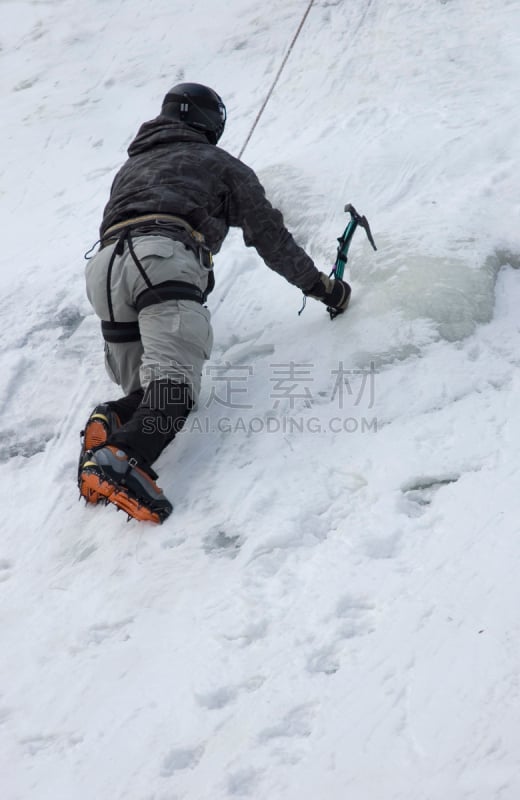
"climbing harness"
96,218,211,346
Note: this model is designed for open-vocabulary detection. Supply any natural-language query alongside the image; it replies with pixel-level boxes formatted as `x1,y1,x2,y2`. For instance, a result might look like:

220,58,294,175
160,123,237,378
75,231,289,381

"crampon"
79,445,172,524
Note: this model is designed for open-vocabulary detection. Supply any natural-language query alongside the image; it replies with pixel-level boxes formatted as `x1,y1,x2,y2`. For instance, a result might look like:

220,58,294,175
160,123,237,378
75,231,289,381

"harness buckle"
198,246,213,270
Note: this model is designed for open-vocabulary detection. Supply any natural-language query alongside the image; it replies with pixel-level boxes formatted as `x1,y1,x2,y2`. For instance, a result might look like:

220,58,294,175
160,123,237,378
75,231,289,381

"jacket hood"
127,117,210,156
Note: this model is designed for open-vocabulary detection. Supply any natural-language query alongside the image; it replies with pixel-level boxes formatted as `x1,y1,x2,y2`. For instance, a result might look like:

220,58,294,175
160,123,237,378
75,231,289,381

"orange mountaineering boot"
79,445,173,524
78,404,121,503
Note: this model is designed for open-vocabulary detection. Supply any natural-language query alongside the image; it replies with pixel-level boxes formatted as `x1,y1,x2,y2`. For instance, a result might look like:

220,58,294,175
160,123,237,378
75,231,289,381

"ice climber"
78,82,351,523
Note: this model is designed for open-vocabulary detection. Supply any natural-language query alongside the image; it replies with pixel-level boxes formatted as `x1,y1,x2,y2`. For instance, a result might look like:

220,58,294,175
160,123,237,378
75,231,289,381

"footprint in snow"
306,594,376,675
160,744,205,776
196,685,238,710
0,559,13,583
203,528,242,559
161,532,187,550
19,731,83,756
227,766,263,796
221,618,270,648
196,675,265,711
258,703,316,743
0,430,54,463
306,643,341,676
86,617,134,645
399,473,459,518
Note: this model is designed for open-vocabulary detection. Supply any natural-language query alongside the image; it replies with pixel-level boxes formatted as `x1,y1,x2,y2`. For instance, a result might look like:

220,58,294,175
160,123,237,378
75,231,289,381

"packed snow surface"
2,1,520,798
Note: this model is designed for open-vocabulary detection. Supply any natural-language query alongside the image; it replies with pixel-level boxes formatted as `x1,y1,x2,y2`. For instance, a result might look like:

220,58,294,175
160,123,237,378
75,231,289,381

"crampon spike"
79,466,167,524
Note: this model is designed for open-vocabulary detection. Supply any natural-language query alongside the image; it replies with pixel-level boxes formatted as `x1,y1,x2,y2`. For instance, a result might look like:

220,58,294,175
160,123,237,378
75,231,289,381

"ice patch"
352,238,500,343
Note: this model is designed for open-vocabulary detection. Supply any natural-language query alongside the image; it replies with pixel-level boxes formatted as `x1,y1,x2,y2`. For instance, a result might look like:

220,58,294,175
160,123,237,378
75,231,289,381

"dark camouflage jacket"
100,118,320,292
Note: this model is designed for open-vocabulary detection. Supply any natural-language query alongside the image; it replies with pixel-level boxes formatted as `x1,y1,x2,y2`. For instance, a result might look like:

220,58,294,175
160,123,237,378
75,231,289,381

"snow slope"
2,1,520,798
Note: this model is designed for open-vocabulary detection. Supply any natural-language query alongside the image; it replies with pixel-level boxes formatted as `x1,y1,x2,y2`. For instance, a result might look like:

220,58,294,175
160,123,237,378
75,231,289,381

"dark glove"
304,272,351,315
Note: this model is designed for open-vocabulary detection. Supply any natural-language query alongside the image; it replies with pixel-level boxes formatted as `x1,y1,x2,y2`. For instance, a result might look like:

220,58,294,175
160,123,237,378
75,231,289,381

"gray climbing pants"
85,235,213,404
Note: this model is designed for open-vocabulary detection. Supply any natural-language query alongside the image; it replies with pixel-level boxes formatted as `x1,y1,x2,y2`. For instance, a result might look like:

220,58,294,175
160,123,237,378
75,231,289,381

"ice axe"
327,204,377,320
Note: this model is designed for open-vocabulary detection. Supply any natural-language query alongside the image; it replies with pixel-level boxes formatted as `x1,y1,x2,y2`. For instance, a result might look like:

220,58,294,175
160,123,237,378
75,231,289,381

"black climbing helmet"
161,82,226,145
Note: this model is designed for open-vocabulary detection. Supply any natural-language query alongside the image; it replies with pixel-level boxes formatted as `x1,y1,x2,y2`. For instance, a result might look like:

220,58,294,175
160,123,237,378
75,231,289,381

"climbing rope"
238,0,316,160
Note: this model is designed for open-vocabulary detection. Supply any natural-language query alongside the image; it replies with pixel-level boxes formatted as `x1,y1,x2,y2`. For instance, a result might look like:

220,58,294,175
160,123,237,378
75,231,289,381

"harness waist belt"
103,214,206,244
100,215,213,271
